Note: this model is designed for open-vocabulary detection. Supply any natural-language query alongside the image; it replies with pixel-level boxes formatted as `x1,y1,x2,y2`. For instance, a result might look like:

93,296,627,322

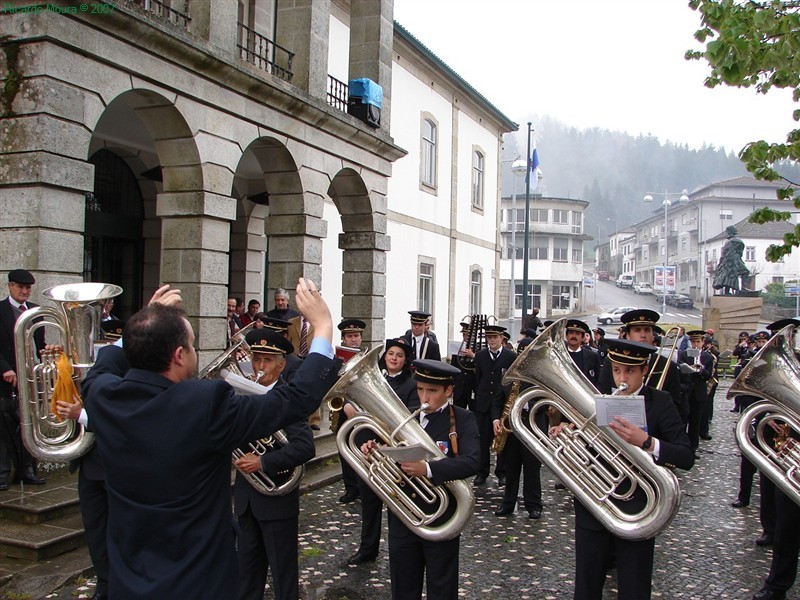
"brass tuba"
325,346,475,541
728,324,800,506
15,282,122,462
502,319,682,540
200,330,304,496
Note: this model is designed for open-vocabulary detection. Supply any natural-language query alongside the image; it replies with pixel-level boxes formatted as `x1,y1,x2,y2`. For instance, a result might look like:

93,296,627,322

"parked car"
672,294,694,309
655,290,676,304
597,271,609,281
633,282,653,295
615,274,634,288
596,306,638,325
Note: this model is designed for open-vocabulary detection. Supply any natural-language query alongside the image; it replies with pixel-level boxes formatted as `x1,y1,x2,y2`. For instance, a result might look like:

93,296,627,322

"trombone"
644,326,681,390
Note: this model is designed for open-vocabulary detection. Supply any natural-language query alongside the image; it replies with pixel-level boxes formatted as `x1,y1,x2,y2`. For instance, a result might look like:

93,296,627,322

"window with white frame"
471,150,484,209
513,283,541,310
745,246,756,261
421,118,437,188
532,209,548,222
469,268,482,314
572,241,582,263
720,209,733,221
553,238,568,262
554,210,569,224
418,261,434,313
551,285,571,310
507,208,525,230
571,211,582,234
532,237,548,260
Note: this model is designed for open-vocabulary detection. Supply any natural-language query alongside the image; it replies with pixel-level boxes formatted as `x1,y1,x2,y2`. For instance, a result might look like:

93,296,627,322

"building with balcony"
1,0,515,359
498,195,590,331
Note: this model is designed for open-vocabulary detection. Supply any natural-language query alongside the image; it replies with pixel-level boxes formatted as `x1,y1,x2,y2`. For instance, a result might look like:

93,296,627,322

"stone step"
0,469,80,526
0,513,85,561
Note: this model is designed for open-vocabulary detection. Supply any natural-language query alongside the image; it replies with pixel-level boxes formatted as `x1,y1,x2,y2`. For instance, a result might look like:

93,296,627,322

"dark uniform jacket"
678,348,713,403
400,332,441,361
473,347,516,414
0,297,44,396
82,345,338,600
567,346,601,386
574,385,694,532
386,371,420,410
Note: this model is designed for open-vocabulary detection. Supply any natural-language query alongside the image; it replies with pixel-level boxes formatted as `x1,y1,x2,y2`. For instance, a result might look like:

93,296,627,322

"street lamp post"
644,190,689,316
521,122,534,322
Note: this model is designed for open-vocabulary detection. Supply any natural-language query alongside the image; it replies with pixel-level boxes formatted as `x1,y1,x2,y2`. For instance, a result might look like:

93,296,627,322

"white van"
616,274,634,288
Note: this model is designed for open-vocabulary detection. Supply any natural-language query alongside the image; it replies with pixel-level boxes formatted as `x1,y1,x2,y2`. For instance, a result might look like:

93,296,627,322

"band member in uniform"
234,329,313,600
598,310,684,421
592,327,609,366
552,338,694,600
473,325,515,485
679,330,714,455
564,320,600,386
346,338,419,566
361,360,479,600
80,278,338,600
336,318,367,504
401,311,441,361
451,321,476,410
258,317,302,383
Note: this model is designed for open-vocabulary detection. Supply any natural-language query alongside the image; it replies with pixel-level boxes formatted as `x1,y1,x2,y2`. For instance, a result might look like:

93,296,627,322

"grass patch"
300,547,324,558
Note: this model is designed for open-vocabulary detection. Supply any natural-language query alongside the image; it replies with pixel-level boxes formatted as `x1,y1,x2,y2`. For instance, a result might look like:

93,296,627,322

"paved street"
47,379,781,599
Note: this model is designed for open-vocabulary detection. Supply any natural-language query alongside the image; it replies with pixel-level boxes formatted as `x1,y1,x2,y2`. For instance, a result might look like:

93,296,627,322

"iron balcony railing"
327,75,348,112
237,23,294,83
126,0,191,29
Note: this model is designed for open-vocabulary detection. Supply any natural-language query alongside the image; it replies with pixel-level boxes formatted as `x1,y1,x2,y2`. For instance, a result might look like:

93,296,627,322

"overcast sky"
393,0,796,154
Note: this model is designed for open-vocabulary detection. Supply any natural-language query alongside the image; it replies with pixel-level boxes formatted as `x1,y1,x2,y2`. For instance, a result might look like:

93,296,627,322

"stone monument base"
704,295,763,351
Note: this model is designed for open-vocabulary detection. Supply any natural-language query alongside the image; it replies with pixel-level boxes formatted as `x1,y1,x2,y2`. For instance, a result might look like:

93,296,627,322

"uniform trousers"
356,477,383,556
78,468,109,596
0,394,33,481
237,506,299,600
736,455,777,535
764,488,800,593
474,410,503,478
574,523,655,600
687,397,709,450
498,430,542,512
388,519,460,600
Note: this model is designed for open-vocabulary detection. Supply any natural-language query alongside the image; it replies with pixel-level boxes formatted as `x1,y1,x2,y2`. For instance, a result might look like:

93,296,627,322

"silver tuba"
200,332,304,496
15,282,122,462
325,346,475,542
502,319,682,540
728,324,800,506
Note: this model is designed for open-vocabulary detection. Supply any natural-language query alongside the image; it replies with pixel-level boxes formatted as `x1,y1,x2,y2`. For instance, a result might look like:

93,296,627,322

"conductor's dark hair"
123,304,189,373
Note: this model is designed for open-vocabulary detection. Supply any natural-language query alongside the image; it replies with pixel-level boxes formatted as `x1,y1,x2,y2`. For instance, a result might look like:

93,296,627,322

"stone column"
157,190,237,365
229,206,267,308
276,0,331,99
349,0,394,131
338,211,390,347
192,0,239,55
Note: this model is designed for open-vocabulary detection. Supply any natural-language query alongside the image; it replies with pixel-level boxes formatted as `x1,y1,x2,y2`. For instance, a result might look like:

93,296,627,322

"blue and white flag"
529,143,542,191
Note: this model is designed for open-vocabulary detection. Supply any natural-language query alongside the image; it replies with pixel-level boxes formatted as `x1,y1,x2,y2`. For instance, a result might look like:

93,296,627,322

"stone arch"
328,168,389,346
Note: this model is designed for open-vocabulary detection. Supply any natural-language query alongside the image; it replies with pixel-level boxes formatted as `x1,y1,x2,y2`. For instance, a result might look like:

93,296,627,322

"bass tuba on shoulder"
200,329,304,496
502,318,682,540
325,346,475,542
728,324,800,506
15,282,122,462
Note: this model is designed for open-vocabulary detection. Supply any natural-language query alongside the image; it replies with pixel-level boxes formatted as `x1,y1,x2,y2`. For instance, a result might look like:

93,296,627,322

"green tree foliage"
762,281,797,308
687,0,800,261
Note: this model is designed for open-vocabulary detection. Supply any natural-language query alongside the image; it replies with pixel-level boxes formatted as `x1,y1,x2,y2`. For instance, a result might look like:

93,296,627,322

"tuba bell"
325,346,475,542
200,331,304,496
15,282,122,462
502,318,682,540
728,324,800,506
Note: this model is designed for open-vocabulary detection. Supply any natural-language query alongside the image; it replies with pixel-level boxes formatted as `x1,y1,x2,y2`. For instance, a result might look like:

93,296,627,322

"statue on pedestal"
713,226,751,295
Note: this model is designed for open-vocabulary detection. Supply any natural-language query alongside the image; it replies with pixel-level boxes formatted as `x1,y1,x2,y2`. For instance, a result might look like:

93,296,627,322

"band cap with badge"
259,316,291,333
245,329,294,355
338,318,366,333
408,311,431,324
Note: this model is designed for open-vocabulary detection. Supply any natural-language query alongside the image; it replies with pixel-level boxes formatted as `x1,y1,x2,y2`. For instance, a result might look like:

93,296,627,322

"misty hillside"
500,116,775,243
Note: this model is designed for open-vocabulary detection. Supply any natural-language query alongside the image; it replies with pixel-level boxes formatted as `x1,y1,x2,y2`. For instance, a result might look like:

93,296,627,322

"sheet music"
379,444,437,462
594,394,647,430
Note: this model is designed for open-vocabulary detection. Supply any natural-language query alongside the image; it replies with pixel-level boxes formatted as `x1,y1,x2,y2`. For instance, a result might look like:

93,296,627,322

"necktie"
299,319,309,357
491,351,498,361
412,337,418,359
18,304,26,312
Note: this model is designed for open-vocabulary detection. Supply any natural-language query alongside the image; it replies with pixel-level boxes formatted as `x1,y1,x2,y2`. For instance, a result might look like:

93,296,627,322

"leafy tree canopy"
687,0,800,261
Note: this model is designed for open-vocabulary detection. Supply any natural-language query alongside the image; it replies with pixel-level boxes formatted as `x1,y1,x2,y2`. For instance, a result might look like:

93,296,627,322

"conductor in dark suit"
81,278,339,600
0,269,46,489
361,359,479,600
554,338,694,600
598,310,684,421
234,328,314,600
473,325,516,485
564,319,600,386
400,311,441,361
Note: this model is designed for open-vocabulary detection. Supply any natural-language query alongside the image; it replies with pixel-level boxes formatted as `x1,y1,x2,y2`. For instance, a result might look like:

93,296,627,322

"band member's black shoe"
527,510,542,519
473,475,487,486
700,434,713,440
338,491,360,504
347,550,378,566
731,498,749,508
13,470,45,485
755,533,774,547
753,588,786,600
494,506,514,516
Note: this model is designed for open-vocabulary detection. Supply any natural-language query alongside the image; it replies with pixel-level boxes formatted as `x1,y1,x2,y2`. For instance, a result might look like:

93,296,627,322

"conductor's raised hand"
148,284,183,308
295,278,333,345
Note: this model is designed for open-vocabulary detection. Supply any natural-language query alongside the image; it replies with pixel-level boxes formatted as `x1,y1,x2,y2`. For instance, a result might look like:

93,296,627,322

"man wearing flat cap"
234,329,314,600
564,319,600,386
0,269,46,490
401,311,441,361
598,309,685,423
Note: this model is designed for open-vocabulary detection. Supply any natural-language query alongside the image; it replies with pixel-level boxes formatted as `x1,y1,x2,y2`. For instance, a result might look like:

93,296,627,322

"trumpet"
728,324,800,506
502,318,682,540
491,380,520,454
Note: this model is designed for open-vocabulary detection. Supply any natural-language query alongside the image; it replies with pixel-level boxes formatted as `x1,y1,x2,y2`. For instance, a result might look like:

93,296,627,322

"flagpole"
521,122,532,322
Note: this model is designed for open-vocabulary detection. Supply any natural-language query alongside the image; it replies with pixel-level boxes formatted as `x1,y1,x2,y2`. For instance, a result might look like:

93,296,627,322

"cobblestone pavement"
47,380,782,599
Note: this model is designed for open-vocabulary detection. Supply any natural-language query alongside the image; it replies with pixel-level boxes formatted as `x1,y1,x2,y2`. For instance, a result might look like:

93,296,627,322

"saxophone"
491,380,520,454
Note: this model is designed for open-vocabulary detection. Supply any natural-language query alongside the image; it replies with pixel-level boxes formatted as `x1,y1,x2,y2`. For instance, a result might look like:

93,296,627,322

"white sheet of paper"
379,444,437,462
594,394,647,430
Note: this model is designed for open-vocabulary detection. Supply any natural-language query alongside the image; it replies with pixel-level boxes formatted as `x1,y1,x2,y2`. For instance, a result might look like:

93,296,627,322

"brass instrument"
328,346,362,433
644,326,680,390
491,380,520,454
200,334,304,496
502,318,682,541
325,346,475,541
454,314,489,370
15,282,122,462
728,324,800,506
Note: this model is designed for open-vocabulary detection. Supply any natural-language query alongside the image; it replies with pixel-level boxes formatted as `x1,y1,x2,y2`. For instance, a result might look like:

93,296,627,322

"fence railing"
237,23,294,83
327,75,348,112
